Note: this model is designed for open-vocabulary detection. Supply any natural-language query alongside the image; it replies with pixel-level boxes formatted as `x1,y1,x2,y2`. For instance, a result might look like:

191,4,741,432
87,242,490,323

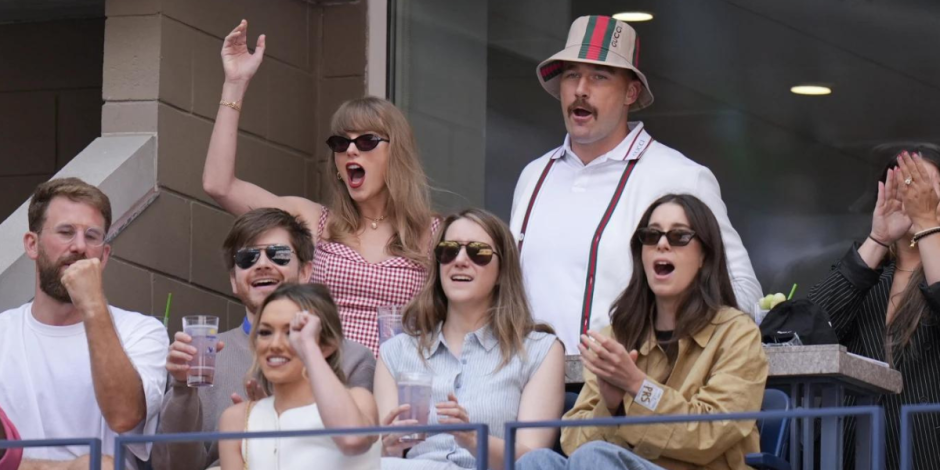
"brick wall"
0,19,104,221
99,0,368,332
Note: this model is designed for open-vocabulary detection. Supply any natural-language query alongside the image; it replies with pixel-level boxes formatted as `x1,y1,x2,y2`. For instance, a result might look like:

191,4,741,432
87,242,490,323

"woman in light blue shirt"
375,208,565,470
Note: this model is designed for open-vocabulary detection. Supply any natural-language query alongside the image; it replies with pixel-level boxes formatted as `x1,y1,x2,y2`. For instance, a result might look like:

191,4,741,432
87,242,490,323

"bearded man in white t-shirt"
0,178,168,470
511,16,762,353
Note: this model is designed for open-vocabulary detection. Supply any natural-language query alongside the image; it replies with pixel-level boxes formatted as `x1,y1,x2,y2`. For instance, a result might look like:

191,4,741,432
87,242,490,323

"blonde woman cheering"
203,21,438,353
218,283,379,470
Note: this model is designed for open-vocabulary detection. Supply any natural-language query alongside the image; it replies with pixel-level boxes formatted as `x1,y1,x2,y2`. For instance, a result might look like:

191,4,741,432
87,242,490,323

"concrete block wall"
99,0,368,332
0,19,104,221
392,0,487,213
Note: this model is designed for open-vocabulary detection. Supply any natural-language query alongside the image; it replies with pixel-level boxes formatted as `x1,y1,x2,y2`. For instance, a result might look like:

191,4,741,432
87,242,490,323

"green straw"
787,283,798,301
163,293,173,328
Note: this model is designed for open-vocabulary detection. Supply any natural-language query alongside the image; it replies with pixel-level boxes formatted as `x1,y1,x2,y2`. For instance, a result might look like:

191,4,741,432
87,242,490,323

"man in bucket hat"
510,15,762,354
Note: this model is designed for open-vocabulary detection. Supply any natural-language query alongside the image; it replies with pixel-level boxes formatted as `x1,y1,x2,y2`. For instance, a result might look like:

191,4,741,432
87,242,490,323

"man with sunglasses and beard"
0,178,168,470
511,16,761,354
153,208,375,470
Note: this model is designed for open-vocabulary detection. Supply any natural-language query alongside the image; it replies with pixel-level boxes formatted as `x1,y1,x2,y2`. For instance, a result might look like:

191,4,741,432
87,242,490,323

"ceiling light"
613,12,654,22
790,85,832,96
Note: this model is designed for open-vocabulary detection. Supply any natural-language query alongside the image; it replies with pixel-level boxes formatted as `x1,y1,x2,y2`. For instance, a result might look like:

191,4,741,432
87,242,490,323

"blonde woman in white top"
219,283,380,470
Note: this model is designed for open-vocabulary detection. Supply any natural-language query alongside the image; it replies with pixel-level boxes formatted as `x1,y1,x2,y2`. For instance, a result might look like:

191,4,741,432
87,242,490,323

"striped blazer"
808,245,940,470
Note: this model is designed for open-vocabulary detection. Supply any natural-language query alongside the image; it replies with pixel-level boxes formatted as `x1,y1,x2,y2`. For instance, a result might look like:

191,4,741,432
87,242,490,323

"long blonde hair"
325,97,433,265
402,208,553,369
248,283,346,395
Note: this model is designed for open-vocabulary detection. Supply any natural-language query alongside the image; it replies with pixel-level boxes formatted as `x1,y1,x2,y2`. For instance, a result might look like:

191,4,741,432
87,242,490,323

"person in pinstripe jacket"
808,147,940,470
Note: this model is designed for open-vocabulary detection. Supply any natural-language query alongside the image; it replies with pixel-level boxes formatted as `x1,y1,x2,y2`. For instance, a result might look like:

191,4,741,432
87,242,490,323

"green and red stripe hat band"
537,15,654,112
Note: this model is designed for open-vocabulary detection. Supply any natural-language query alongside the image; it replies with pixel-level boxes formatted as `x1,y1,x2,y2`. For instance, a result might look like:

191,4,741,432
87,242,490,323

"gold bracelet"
219,100,241,112
910,226,940,247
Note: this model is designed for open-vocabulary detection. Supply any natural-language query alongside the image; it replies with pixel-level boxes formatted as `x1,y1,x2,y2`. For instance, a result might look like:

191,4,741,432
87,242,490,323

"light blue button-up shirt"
380,323,556,469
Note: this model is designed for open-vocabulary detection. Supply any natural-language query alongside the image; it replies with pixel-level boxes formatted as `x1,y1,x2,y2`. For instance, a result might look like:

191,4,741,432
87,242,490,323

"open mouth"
251,278,280,289
450,275,473,283
266,356,290,367
346,163,365,189
653,261,675,277
572,107,593,118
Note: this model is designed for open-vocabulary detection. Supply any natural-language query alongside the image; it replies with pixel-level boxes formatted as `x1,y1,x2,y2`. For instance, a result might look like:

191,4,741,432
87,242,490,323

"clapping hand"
579,331,646,401
222,20,266,84
896,151,940,231
870,166,912,245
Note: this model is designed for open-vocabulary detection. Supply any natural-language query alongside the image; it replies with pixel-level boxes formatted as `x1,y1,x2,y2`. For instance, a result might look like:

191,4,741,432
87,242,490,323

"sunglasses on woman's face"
636,227,697,247
325,134,389,153
234,244,295,269
435,241,499,266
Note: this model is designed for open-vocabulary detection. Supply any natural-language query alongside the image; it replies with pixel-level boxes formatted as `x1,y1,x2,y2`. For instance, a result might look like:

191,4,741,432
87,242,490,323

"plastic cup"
377,305,404,346
397,371,433,442
183,315,219,387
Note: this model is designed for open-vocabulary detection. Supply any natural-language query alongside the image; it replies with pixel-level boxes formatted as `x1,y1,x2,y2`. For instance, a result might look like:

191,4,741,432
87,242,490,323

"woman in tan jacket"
517,194,768,470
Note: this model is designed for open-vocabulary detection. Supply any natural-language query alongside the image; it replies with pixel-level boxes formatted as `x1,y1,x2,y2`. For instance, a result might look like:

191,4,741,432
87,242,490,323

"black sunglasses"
435,241,499,266
636,228,697,247
325,134,389,153
234,245,295,269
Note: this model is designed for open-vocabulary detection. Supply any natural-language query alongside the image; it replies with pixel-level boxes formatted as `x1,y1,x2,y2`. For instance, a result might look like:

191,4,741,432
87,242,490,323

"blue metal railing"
504,406,886,470
900,403,940,470
113,423,488,470
0,438,102,470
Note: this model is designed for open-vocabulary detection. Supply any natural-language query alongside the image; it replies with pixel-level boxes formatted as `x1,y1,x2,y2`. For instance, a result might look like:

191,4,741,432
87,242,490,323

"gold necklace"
362,214,387,230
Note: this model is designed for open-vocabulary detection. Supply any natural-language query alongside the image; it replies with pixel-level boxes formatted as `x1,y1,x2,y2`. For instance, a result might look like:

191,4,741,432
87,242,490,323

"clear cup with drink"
377,305,404,346
397,371,433,442
183,315,219,387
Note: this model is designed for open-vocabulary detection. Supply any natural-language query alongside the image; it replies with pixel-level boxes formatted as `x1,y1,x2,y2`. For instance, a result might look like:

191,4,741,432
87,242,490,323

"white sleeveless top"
241,397,380,470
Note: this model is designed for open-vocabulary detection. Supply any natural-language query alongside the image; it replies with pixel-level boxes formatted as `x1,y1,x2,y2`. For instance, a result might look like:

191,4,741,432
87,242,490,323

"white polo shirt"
510,122,761,353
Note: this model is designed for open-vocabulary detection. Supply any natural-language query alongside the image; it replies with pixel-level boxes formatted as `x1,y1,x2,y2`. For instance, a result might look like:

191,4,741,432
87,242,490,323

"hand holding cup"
380,404,420,456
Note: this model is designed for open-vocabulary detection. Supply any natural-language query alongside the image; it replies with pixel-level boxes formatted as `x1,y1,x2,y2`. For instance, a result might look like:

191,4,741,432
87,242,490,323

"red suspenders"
518,136,654,336
517,148,562,252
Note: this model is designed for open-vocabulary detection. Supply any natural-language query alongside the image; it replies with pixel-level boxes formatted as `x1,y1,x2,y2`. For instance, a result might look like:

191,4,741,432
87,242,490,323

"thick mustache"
567,100,596,116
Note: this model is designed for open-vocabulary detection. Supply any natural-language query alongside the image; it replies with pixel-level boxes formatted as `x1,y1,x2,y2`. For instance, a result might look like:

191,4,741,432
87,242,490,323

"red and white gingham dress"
310,209,440,355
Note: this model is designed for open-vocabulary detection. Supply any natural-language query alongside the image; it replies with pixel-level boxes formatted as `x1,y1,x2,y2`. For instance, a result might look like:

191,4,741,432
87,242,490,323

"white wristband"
635,379,664,412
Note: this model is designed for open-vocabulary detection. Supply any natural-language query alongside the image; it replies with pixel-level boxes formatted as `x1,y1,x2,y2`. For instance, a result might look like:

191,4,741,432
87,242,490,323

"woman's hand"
897,151,940,231
288,311,322,362
379,404,420,457
579,331,645,397
596,377,626,415
871,166,912,244
436,393,476,450
221,20,266,85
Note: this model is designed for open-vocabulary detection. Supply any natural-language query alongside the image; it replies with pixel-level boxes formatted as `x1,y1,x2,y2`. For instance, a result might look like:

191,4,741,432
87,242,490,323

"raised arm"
61,259,149,433
897,152,940,285
809,166,911,339
203,20,321,226
290,312,379,455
